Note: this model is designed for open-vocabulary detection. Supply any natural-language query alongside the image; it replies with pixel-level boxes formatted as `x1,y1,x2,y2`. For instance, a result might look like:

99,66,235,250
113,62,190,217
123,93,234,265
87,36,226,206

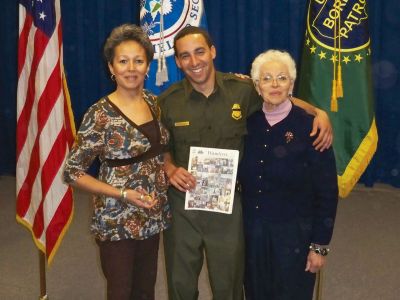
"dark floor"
1,175,399,300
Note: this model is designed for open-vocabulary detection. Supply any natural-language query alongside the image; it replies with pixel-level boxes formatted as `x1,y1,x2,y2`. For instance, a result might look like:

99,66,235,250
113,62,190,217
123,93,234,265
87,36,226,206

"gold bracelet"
120,187,127,201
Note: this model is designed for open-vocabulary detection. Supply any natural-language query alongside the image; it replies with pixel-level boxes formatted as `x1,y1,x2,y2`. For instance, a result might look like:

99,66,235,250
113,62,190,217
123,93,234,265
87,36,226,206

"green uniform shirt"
158,71,262,169
160,72,259,298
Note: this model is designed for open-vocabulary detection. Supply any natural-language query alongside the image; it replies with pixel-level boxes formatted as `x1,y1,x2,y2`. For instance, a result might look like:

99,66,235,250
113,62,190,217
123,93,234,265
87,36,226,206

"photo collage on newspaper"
185,147,239,214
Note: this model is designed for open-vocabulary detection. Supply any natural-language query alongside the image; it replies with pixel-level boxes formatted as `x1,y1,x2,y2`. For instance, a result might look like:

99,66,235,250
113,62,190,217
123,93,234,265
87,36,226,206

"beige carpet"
1,175,399,300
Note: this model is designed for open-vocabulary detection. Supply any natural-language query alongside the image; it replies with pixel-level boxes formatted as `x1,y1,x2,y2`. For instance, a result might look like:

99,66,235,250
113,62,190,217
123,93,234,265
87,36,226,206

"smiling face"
256,60,294,111
108,40,148,93
174,33,216,94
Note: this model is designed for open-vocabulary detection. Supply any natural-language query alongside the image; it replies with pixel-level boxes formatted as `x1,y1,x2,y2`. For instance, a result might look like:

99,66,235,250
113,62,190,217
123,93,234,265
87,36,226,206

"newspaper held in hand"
185,147,239,214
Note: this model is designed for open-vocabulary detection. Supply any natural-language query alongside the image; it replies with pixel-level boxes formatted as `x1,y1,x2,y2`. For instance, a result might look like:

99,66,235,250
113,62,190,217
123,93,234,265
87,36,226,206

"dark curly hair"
103,24,154,65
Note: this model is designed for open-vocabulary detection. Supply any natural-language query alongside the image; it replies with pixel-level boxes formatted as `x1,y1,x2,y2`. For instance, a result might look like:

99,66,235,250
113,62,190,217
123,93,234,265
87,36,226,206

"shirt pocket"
219,122,248,150
171,126,201,164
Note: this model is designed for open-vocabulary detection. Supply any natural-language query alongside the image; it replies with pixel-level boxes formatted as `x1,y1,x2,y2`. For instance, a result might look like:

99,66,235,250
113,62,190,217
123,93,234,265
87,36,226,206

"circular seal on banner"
140,0,203,59
307,0,370,52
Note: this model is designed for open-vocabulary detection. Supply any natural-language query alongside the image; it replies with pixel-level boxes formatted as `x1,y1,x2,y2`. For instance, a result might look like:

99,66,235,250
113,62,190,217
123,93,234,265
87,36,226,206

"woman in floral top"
63,24,170,300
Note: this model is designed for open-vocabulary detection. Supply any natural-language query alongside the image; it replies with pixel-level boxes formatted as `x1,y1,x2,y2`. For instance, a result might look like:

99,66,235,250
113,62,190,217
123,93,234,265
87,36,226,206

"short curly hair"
103,24,154,65
251,49,297,84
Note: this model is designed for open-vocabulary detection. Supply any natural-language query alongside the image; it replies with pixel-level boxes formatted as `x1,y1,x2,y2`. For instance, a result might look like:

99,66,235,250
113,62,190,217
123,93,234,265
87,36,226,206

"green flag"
298,0,378,198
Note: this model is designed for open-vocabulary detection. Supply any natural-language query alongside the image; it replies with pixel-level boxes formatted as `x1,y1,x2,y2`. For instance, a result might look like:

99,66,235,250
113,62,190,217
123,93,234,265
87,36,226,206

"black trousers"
96,234,160,300
244,217,316,300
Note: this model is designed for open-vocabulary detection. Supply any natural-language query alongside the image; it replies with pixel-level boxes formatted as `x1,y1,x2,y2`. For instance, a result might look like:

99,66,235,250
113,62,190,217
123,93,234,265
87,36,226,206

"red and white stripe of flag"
16,0,75,264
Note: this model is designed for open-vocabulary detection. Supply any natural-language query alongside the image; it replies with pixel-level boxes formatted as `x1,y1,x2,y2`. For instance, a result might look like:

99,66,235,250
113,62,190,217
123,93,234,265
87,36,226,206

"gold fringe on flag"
338,119,378,198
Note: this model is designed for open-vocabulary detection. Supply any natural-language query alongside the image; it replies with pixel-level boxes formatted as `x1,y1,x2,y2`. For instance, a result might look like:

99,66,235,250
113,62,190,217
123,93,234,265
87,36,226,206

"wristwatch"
309,243,330,256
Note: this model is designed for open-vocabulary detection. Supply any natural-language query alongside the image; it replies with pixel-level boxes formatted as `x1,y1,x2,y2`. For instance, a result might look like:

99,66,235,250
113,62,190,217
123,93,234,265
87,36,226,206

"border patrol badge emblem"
307,0,369,51
231,104,242,120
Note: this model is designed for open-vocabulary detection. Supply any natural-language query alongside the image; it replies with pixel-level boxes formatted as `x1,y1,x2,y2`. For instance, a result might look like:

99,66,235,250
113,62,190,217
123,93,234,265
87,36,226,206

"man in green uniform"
158,26,332,300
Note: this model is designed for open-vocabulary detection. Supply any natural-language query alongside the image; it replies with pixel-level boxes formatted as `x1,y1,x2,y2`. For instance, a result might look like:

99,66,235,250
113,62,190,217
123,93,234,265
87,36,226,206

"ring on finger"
140,194,144,201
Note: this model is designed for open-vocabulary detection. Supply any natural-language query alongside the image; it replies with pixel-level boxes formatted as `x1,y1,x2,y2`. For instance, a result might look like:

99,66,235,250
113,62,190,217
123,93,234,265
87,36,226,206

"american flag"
16,0,75,263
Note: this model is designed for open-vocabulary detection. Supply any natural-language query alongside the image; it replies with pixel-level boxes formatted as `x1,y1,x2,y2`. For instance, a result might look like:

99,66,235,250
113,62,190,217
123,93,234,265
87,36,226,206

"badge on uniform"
231,103,242,120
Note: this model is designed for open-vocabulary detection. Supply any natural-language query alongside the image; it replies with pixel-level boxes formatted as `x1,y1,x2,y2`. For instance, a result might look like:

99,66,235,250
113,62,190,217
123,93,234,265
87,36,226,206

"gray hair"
251,49,297,84
103,24,154,65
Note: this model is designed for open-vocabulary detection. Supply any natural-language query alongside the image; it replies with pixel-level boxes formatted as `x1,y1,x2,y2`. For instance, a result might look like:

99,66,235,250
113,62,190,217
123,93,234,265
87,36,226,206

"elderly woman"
239,50,338,300
63,24,170,300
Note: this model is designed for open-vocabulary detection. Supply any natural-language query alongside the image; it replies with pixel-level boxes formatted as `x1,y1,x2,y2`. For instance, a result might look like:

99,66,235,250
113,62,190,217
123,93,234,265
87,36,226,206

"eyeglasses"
258,74,290,85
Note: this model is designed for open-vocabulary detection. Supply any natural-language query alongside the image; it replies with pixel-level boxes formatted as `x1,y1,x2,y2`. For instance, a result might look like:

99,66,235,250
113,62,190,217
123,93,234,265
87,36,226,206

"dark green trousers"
164,188,245,300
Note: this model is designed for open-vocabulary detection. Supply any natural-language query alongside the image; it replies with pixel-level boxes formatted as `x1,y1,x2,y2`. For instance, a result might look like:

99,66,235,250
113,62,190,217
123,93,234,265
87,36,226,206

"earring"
110,74,116,81
288,93,293,100
145,73,149,80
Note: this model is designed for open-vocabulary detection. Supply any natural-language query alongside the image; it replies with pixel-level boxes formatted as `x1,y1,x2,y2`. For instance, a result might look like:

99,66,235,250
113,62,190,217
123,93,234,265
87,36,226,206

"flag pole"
315,269,323,300
39,250,49,300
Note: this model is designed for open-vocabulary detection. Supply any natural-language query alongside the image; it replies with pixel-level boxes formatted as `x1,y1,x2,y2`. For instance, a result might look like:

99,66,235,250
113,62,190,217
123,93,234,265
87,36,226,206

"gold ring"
140,194,144,201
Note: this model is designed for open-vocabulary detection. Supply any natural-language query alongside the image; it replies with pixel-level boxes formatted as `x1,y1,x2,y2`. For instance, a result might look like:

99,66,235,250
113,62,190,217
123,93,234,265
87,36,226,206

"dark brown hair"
103,24,154,65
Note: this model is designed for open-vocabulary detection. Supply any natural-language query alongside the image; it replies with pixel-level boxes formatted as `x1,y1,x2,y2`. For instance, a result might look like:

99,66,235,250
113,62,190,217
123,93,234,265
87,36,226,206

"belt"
104,144,168,167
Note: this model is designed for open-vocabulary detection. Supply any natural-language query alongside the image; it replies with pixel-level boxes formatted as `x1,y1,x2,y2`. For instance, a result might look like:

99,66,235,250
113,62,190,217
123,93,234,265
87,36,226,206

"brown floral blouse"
63,91,171,241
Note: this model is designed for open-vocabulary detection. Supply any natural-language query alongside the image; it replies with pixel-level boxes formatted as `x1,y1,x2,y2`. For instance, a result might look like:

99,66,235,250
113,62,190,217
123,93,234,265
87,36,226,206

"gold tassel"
331,6,338,113
337,64,343,97
331,79,338,112
336,3,343,98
